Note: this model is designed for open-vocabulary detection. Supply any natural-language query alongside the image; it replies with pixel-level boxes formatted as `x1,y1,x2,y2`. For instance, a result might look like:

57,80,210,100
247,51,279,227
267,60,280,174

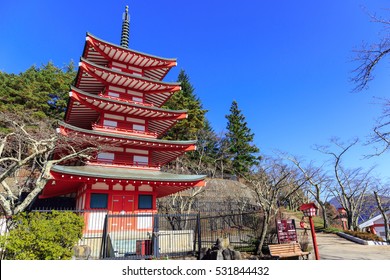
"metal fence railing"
199,211,262,251
1,209,262,260
101,213,201,259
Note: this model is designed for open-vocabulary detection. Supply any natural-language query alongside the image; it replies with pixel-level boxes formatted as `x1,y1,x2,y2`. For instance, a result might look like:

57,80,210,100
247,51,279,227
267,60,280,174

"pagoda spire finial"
120,5,130,48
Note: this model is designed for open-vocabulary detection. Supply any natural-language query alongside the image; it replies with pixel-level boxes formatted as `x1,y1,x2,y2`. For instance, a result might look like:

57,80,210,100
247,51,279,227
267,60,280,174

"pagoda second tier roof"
84,33,177,81
40,165,205,198
65,86,187,137
75,58,180,107
58,122,196,166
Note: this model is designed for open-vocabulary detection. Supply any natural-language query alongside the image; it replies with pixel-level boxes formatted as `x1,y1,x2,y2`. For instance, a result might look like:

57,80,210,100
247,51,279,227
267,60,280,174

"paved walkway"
308,232,390,260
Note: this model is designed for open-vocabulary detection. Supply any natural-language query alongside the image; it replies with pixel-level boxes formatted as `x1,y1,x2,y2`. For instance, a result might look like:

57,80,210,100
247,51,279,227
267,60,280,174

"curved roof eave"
51,165,206,182
58,121,197,145
86,32,177,63
79,57,181,87
70,85,187,115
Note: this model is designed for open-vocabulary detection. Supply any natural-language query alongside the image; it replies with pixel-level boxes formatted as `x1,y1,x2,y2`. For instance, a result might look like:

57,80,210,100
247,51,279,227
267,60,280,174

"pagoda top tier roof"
84,33,177,81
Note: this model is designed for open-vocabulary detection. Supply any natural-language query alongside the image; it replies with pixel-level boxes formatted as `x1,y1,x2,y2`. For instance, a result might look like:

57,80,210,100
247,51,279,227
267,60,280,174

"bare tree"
352,10,390,153
316,138,374,230
244,156,307,255
0,112,96,216
157,187,204,230
287,156,333,228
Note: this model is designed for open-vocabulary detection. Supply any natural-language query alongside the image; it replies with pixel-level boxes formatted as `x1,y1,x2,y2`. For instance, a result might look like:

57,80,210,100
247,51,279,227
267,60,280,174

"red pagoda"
40,6,206,219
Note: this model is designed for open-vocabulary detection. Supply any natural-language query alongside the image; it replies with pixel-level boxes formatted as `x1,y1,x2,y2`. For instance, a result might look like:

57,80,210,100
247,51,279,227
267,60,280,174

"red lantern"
299,203,320,260
299,203,318,217
337,207,348,230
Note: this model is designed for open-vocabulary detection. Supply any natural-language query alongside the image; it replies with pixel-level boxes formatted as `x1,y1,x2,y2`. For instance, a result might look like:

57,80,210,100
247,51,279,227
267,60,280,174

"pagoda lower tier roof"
75,58,180,107
84,33,177,81
59,121,196,146
58,122,196,166
65,86,187,137
40,165,206,198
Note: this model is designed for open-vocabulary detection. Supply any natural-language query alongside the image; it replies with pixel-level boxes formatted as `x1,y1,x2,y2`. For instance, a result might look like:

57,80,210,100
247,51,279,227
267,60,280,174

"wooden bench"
268,243,310,260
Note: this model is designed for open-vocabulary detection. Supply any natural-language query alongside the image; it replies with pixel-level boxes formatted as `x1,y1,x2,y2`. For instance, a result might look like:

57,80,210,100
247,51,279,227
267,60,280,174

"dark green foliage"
343,230,384,242
225,100,260,177
1,211,84,260
0,61,76,120
163,69,207,140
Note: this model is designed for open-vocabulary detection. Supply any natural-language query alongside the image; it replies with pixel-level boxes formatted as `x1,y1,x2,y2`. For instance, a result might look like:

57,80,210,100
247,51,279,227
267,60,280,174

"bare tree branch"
243,156,308,255
316,138,374,230
351,9,390,92
0,112,98,215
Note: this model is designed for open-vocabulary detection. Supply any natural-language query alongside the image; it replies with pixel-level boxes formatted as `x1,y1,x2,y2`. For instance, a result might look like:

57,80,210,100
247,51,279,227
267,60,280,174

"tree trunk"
382,213,390,244
347,213,354,231
374,191,390,243
320,202,328,229
256,210,270,255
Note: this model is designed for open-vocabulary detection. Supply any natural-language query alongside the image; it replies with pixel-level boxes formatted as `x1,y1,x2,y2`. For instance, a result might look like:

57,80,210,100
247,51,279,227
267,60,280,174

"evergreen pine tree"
225,100,260,178
163,69,207,140
0,61,76,120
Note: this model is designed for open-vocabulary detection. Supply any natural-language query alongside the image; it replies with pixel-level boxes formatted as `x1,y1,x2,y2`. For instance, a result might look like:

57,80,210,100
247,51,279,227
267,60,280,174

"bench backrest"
269,243,302,255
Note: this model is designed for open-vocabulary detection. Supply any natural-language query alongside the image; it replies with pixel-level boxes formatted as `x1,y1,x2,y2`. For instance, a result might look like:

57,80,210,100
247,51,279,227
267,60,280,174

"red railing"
92,124,158,138
99,93,155,107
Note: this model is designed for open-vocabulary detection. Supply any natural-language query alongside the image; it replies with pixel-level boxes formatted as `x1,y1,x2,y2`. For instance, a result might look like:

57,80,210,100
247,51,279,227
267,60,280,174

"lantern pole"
308,215,320,260
299,203,320,260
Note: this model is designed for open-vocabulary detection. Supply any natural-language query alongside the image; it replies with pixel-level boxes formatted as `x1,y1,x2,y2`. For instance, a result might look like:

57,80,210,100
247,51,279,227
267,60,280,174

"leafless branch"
351,9,390,92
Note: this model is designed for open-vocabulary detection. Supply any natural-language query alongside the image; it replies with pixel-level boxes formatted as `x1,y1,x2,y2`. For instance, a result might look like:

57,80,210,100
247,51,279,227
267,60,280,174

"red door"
110,195,135,231
112,195,134,212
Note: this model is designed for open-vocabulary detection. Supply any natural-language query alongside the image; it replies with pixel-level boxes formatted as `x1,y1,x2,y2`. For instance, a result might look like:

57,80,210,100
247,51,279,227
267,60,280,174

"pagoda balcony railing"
99,93,155,108
92,123,158,138
87,159,161,170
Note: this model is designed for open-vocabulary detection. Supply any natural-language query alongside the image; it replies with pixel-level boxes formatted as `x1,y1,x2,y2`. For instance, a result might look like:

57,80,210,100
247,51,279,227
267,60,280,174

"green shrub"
344,230,384,242
0,211,84,260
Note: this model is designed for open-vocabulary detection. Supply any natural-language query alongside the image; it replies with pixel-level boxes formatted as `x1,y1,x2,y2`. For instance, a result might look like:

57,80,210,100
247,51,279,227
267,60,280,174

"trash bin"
136,240,152,255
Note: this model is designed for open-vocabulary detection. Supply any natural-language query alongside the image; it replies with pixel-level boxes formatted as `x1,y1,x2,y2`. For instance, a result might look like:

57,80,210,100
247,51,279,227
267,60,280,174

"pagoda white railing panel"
87,159,161,170
99,93,155,108
92,123,158,138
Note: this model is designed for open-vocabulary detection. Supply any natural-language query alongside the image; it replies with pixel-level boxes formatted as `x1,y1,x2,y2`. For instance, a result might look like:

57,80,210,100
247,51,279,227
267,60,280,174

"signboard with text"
276,219,297,243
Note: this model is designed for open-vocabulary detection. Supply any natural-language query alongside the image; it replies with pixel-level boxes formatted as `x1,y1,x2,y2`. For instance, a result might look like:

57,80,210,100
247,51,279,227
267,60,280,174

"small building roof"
359,210,390,229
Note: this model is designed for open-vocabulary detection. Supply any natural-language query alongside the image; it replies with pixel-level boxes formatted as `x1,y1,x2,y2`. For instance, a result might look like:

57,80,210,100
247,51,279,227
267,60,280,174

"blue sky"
1,0,389,181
